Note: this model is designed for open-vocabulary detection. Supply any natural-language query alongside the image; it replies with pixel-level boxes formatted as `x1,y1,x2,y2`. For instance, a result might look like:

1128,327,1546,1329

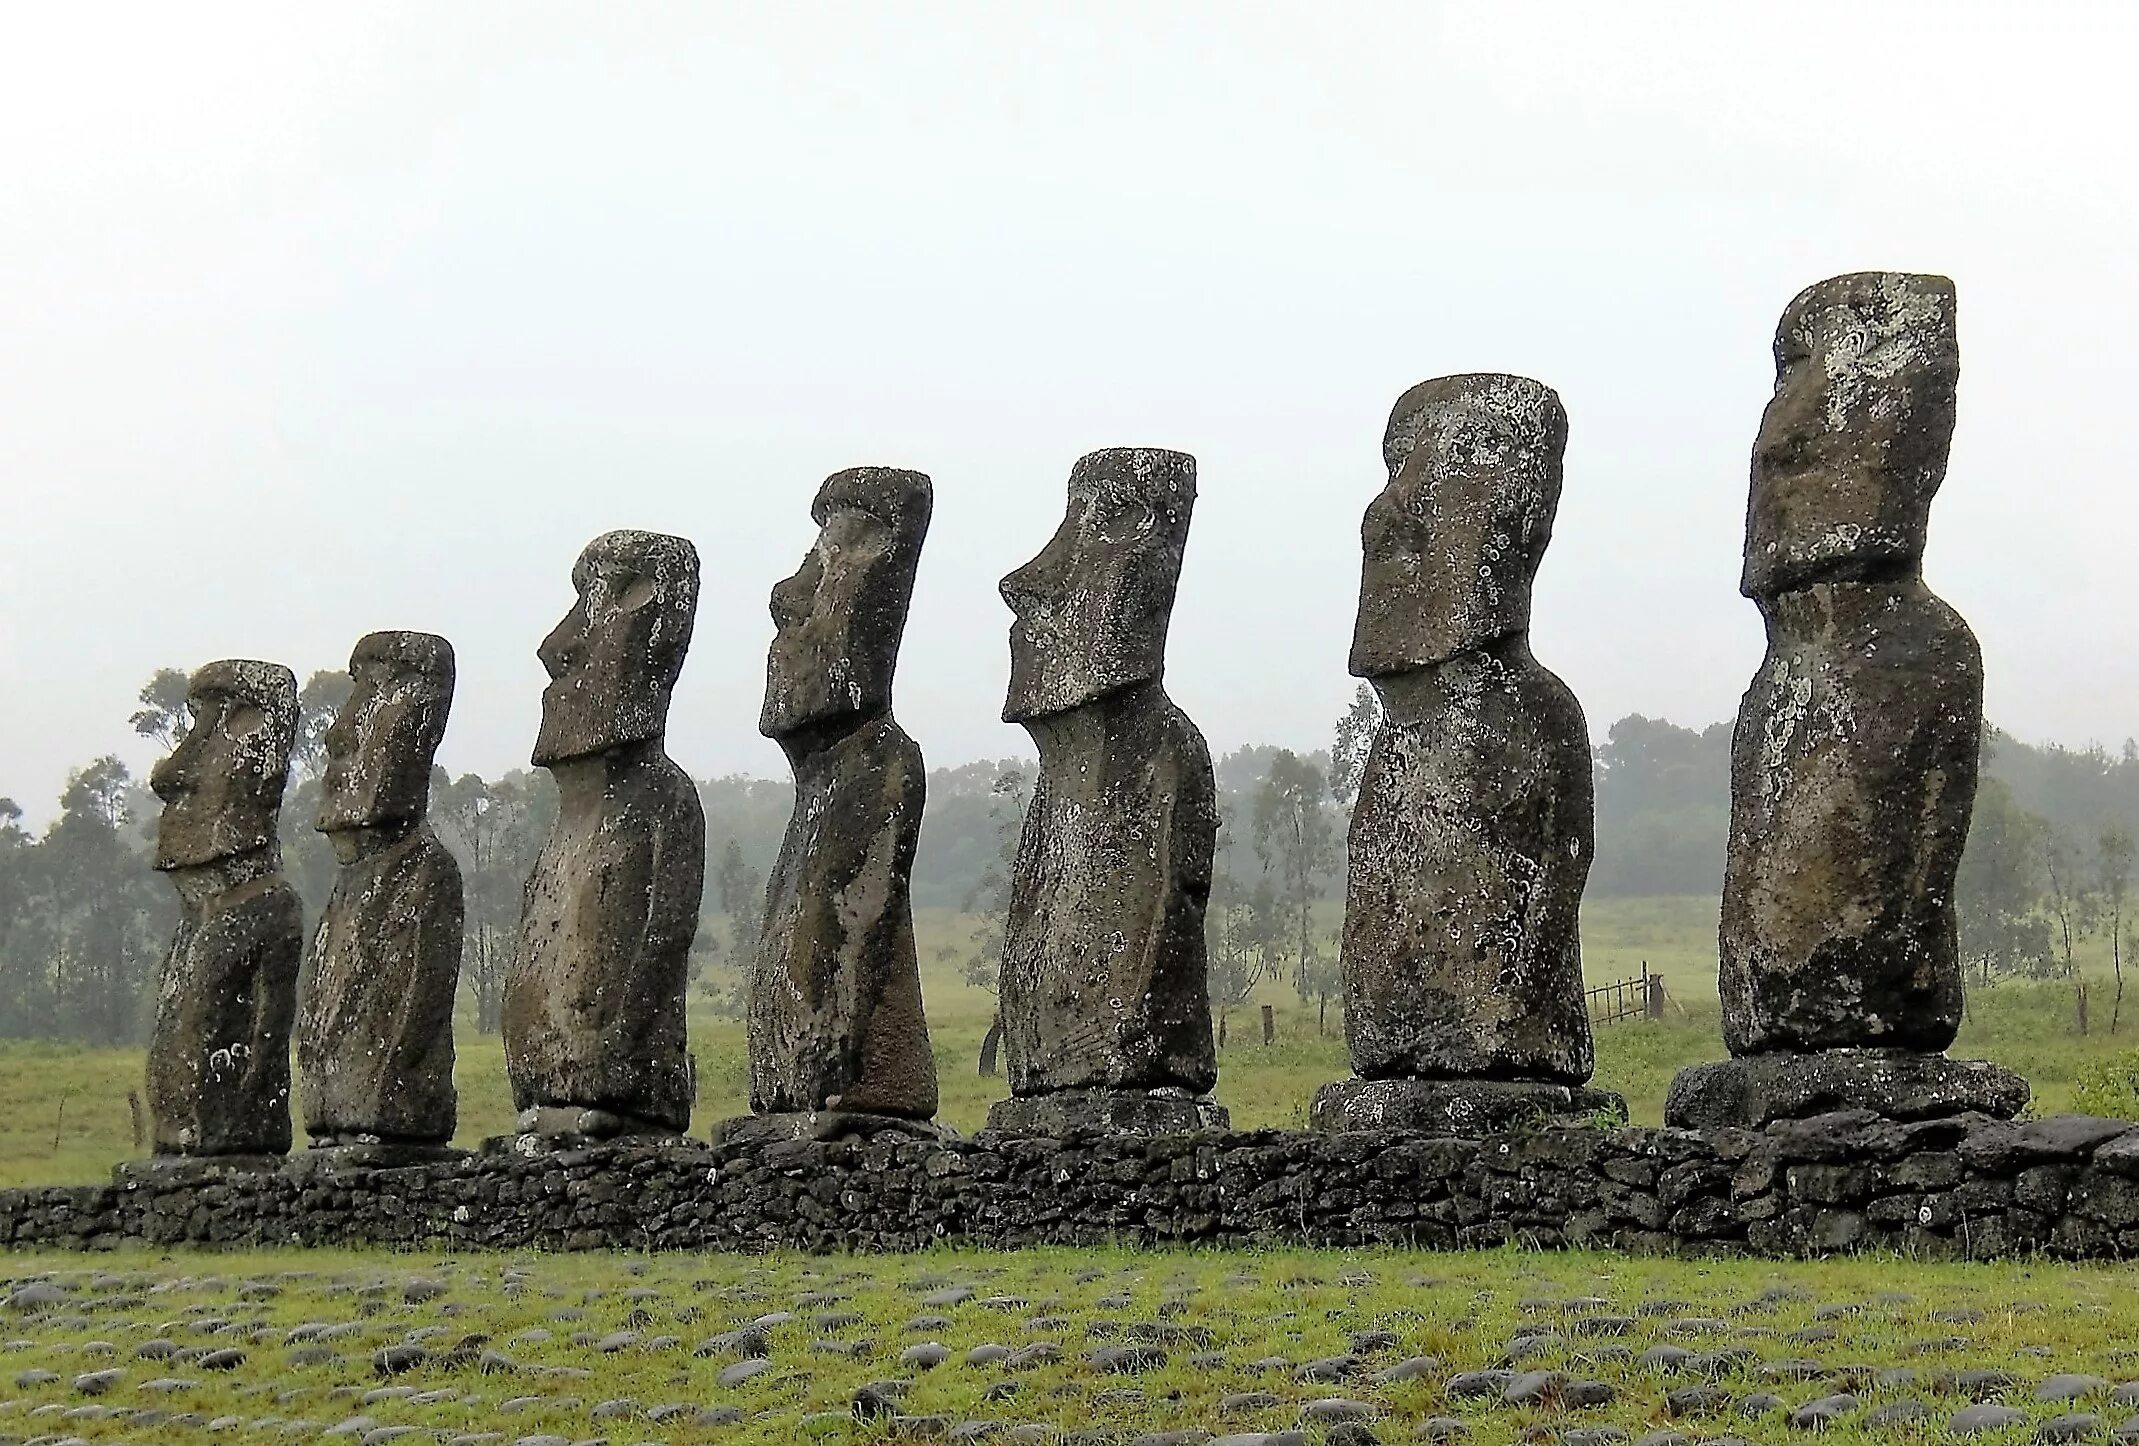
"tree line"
3,674,2135,1046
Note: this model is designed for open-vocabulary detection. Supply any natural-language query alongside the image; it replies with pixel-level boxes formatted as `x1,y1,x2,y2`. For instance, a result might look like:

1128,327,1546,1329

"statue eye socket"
223,704,267,740
617,575,659,612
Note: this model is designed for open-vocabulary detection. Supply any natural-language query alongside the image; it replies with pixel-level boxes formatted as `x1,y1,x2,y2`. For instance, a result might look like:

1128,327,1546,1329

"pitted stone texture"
1350,374,1568,676
1665,1050,2027,1128
992,684,1221,1118
992,450,1219,1130
984,1088,1228,1138
505,531,704,1138
1311,1078,1625,1134
299,632,463,1147
746,468,937,1126
1000,447,1195,724
1716,273,1980,1071
146,660,303,1159
1743,272,1958,598
1720,579,1981,1055
1340,644,1596,1085
1333,377,1601,1102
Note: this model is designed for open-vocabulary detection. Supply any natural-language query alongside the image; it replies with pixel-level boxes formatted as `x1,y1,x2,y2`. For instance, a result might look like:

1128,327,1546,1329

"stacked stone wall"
8,1111,2139,1261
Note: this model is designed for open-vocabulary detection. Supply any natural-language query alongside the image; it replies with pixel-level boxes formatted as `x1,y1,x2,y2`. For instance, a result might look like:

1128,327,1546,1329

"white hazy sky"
4,3,2136,820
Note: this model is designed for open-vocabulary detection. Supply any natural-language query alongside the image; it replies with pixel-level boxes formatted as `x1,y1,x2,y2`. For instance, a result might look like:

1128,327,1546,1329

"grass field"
5,897,2139,1190
5,1245,2139,1443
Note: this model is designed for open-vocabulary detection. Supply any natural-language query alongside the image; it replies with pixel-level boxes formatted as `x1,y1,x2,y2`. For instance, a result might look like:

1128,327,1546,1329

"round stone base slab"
1664,1049,2030,1128
287,1141,464,1175
984,1088,1230,1137
1310,1077,1628,1135
712,1111,953,1146
513,1104,682,1142
112,1154,286,1188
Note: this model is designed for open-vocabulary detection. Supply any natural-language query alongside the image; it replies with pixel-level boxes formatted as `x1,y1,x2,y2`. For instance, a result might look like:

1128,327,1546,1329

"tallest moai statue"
1668,272,2028,1127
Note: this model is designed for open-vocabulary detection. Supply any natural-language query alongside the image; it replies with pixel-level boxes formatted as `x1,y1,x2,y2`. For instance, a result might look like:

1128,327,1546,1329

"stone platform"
12,1109,2139,1261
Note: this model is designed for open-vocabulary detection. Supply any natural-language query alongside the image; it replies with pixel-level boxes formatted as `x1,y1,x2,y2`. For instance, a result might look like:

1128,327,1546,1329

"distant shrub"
2071,1047,2139,1119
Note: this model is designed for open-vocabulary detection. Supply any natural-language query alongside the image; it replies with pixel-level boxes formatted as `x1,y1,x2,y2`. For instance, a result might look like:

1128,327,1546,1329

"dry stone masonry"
1669,273,2027,1129
295,631,464,1163
724,468,942,1145
989,448,1227,1137
503,530,707,1142
12,1109,2139,1260
1315,375,1622,1134
140,661,305,1164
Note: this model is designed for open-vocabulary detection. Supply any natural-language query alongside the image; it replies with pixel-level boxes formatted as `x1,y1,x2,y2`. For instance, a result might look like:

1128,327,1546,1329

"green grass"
5,898,2137,1189
4,1245,2138,1443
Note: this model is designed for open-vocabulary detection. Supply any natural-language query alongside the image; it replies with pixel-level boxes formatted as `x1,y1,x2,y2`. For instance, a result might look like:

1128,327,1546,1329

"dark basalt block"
984,1087,1229,1138
1664,1050,2028,1128
712,1111,953,1146
1311,1077,1627,1135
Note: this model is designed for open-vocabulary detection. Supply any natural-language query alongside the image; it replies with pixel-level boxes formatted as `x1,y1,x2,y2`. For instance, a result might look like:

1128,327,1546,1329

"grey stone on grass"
1950,1405,2032,1434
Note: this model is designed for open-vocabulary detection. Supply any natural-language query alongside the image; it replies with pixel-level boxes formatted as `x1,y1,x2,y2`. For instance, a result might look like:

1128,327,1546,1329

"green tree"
291,669,354,778
129,667,192,748
2100,824,2134,1034
1955,776,2053,987
2043,826,2100,1034
961,769,1030,1075
1329,684,1381,807
432,768,555,1034
1252,749,1337,1026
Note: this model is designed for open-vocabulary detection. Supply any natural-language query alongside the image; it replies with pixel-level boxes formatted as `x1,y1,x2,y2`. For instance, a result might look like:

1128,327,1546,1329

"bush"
2071,1046,2139,1118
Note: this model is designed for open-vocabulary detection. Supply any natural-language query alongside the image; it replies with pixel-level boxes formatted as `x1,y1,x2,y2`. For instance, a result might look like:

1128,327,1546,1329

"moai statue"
503,531,706,1141
140,660,304,1166
295,632,464,1163
986,447,1227,1136
1311,375,1624,1134
718,469,942,1145
1666,272,2028,1127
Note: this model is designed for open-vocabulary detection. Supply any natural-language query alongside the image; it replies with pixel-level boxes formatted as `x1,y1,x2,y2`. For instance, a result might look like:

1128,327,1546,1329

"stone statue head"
1744,271,1959,598
533,530,700,767
1000,447,1196,724
760,468,933,741
317,631,455,835
1350,374,1568,678
151,659,299,872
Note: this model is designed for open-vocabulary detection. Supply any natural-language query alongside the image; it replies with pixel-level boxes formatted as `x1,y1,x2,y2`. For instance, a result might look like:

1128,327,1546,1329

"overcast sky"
3,3,2135,820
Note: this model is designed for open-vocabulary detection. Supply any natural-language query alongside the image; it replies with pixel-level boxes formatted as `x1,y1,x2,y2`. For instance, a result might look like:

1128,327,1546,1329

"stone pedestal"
285,1141,466,1176
1664,1050,2028,1128
1312,1077,1626,1134
985,1087,1228,1138
113,1154,285,1189
713,1110,952,1146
